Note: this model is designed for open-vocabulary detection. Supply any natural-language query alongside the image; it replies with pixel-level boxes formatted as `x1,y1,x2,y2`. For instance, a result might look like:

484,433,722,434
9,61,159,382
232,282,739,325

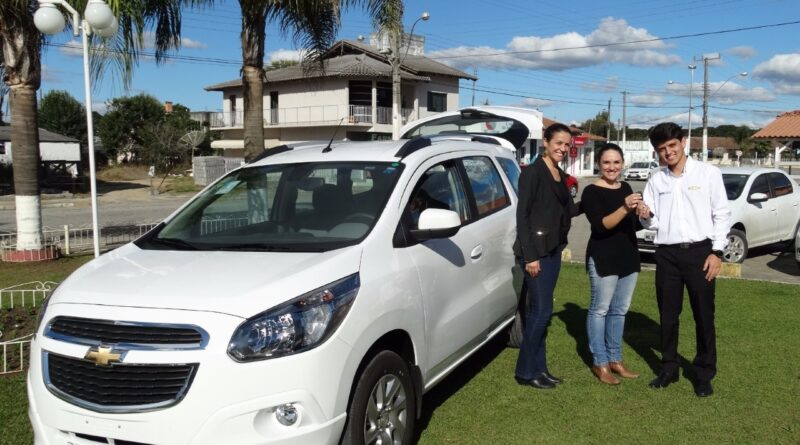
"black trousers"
654,242,717,382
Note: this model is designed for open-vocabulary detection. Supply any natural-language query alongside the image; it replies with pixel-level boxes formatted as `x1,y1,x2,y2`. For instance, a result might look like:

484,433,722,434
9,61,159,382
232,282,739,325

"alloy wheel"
364,374,408,444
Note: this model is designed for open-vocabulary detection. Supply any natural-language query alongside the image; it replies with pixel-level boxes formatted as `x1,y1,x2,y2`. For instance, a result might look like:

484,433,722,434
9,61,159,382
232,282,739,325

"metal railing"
0,334,32,375
0,223,159,256
203,105,417,129
0,281,58,309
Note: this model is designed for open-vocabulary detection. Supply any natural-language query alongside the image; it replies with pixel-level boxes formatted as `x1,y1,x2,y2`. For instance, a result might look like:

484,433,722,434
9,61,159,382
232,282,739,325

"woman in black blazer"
513,123,581,389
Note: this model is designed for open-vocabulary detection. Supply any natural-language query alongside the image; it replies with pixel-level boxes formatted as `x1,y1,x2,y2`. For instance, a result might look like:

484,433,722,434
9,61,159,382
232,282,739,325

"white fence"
0,223,159,255
0,334,32,375
0,281,57,375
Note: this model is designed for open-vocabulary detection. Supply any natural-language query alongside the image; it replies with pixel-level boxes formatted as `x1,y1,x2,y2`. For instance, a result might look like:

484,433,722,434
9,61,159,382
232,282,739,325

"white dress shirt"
640,157,731,252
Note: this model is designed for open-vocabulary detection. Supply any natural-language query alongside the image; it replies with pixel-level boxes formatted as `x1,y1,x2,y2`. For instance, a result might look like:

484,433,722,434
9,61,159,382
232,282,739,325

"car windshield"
723,173,749,200
631,162,650,168
136,161,403,252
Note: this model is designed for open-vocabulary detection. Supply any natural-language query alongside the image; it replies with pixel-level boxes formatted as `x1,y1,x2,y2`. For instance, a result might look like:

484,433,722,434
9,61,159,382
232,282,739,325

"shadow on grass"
554,302,684,377
96,179,149,195
414,334,508,442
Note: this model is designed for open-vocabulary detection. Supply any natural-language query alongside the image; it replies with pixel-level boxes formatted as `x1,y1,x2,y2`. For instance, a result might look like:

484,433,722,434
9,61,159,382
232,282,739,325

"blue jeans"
515,248,562,380
586,257,638,366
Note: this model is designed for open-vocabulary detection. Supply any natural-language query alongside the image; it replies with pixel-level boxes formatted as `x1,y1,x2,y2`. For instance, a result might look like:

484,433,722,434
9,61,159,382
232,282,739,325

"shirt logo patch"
688,185,701,191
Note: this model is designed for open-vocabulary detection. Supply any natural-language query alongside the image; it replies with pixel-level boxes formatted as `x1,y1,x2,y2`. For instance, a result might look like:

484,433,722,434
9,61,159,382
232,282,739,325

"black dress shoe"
694,381,714,397
515,374,556,389
648,372,678,389
542,371,563,385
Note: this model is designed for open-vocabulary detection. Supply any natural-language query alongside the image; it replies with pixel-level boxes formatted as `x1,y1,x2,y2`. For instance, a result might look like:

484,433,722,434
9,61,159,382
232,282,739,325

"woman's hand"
525,260,541,277
624,193,642,212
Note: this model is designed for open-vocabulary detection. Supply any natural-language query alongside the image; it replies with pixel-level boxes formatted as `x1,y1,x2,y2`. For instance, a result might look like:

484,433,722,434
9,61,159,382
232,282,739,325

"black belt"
658,239,711,249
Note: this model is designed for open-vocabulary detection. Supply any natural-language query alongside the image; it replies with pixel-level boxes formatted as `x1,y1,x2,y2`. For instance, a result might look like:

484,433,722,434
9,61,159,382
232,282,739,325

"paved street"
569,176,799,285
1,178,798,284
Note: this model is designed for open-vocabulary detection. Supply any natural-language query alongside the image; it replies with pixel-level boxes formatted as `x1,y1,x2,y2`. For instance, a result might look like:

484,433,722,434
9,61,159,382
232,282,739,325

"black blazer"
514,157,580,263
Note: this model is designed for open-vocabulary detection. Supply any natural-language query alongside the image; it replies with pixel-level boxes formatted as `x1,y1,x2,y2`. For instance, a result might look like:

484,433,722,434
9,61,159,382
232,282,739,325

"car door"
744,173,777,246
398,155,490,379
459,155,517,332
768,172,800,241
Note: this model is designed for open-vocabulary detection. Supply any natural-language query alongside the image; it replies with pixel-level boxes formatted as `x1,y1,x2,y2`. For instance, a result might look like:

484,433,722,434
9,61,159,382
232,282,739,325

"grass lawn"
1,259,798,444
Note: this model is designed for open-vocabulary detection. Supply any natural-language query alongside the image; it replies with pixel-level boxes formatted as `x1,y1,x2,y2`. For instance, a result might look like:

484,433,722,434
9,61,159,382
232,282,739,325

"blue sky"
36,0,800,130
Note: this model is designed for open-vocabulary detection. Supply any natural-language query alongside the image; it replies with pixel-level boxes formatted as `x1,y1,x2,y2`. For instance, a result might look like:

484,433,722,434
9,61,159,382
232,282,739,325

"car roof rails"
395,137,432,159
468,135,501,146
248,144,292,164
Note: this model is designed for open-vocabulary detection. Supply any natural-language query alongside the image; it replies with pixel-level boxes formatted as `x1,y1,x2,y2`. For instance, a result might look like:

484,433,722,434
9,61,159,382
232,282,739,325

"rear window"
496,157,520,195
769,172,793,197
462,157,510,217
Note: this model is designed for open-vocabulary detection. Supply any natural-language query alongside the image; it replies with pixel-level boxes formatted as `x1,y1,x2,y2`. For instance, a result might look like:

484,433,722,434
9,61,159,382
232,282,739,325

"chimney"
164,101,173,114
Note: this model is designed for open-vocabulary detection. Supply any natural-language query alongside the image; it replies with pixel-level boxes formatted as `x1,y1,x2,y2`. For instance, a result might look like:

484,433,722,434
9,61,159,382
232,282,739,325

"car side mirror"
748,192,769,203
410,209,461,241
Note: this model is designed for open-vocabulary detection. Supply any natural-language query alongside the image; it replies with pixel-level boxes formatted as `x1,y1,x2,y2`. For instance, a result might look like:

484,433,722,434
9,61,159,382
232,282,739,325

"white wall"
610,140,656,164
1,141,80,163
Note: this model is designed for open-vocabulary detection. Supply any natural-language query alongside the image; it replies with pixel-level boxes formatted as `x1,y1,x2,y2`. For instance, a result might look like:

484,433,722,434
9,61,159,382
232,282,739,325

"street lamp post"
687,64,696,155
701,68,748,162
390,12,429,140
34,0,118,258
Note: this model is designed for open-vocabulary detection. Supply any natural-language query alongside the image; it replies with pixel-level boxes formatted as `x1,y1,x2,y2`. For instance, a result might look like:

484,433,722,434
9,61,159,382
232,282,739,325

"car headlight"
34,282,60,337
227,273,359,362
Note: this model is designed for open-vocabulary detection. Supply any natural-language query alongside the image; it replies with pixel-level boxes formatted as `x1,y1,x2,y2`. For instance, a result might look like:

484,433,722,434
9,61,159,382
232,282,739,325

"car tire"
342,351,416,445
724,229,748,264
569,184,578,198
507,284,527,348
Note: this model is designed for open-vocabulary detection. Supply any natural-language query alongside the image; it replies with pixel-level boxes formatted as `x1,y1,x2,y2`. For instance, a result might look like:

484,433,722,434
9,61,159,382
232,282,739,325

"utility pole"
621,91,628,145
697,53,720,162
390,29,402,140
606,97,612,141
471,67,477,106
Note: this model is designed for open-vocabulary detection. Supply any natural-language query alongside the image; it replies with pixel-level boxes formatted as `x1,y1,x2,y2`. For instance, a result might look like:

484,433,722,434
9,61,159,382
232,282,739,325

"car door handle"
470,245,483,260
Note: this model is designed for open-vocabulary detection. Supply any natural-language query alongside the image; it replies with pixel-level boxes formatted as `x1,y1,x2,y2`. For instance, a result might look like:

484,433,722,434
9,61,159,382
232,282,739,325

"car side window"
461,156,511,218
768,173,793,197
405,162,470,230
749,174,771,198
495,157,520,195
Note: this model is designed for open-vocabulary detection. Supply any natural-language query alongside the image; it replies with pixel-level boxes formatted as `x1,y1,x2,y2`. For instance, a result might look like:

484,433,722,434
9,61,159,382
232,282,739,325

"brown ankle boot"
609,361,640,379
592,365,620,385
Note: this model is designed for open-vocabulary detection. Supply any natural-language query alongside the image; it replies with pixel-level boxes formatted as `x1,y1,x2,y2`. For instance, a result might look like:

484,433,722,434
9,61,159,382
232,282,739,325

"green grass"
1,261,798,444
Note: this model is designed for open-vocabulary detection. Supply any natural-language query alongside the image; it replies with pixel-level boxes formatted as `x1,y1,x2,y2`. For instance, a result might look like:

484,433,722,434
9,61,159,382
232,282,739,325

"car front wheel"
342,350,416,445
724,229,748,263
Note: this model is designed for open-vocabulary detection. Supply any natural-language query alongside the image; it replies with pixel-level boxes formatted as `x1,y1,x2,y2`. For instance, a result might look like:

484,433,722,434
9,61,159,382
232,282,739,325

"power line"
433,20,800,60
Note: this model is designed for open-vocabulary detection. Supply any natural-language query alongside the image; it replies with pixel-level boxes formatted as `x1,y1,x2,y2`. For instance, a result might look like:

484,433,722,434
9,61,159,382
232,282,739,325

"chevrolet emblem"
85,346,123,366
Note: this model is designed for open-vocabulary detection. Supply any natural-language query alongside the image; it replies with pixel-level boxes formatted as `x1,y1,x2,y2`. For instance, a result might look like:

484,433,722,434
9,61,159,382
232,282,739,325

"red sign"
569,146,578,158
572,136,588,147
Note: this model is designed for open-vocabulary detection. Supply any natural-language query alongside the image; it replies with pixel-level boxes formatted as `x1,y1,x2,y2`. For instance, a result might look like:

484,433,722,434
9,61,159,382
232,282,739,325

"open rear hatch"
400,108,533,149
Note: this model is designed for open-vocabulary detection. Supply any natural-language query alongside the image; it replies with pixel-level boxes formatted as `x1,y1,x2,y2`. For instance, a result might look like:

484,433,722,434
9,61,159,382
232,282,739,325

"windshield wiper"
209,243,294,252
148,237,198,251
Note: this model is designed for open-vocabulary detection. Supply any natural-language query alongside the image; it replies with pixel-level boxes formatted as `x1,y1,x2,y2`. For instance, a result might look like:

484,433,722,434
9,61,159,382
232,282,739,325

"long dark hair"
597,143,624,162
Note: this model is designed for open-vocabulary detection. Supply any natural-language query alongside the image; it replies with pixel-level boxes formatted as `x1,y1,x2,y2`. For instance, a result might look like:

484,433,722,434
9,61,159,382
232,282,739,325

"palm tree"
235,0,403,160
0,0,206,251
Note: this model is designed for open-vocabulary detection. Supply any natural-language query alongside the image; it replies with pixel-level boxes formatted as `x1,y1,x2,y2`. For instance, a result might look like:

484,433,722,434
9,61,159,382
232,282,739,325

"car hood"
51,243,363,318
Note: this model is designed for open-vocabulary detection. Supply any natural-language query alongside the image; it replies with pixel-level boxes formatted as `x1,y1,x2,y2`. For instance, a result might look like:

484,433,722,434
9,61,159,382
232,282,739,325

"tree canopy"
38,90,87,144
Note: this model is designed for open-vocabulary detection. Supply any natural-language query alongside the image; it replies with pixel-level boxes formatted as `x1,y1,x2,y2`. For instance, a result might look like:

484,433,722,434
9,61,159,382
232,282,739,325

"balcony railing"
201,105,415,129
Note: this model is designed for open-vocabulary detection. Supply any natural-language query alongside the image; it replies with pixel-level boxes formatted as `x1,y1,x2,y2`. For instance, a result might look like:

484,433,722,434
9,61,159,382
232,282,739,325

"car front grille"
46,316,206,349
44,352,198,413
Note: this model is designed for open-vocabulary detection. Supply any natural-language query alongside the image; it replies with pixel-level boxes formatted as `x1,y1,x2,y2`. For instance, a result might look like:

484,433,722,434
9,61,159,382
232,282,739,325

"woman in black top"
514,123,581,389
581,143,646,385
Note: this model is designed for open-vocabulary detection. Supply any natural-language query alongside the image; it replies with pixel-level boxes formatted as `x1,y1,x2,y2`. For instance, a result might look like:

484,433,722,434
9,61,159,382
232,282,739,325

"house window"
427,92,446,112
0,142,5,155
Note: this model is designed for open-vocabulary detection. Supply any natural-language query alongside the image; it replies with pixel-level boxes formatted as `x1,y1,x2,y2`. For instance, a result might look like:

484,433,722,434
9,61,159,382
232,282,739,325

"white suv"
28,136,522,445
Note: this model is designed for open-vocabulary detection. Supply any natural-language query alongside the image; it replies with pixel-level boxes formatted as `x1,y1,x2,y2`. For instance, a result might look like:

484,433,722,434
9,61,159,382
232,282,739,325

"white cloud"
665,80,775,104
58,40,83,58
581,75,619,92
753,53,800,95
428,17,680,71
142,31,207,50
630,95,663,105
728,46,757,60
91,101,109,113
519,98,555,108
267,49,303,63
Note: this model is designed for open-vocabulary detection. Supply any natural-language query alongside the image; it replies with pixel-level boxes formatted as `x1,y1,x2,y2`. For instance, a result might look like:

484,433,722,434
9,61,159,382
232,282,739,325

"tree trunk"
240,3,267,161
10,84,43,250
242,65,264,160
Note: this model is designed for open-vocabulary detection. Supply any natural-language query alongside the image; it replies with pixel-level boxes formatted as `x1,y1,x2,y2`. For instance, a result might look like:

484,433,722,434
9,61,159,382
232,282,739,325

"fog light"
275,404,298,426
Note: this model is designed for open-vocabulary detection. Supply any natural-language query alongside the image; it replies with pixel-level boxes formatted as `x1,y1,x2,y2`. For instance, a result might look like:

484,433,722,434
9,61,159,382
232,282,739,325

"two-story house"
202,36,477,156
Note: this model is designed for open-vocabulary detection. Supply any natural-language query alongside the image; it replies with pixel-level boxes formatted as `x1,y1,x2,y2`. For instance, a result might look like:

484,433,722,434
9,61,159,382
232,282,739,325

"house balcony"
197,105,414,130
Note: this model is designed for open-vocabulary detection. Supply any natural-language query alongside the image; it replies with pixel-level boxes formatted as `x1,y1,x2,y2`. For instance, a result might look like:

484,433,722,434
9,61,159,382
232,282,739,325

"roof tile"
752,110,800,139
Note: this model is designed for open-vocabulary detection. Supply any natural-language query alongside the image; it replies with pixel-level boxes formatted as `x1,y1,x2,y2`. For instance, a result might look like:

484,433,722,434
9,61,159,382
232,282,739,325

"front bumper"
28,304,353,445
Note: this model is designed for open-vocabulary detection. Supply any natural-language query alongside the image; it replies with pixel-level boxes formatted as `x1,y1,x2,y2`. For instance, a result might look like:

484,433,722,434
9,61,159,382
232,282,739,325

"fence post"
64,225,70,255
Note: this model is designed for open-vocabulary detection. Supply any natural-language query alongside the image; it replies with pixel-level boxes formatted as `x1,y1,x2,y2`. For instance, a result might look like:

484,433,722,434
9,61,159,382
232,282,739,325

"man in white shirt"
637,122,731,398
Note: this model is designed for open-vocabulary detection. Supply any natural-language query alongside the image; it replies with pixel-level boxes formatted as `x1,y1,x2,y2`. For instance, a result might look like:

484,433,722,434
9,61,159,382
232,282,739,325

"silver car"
638,167,800,263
